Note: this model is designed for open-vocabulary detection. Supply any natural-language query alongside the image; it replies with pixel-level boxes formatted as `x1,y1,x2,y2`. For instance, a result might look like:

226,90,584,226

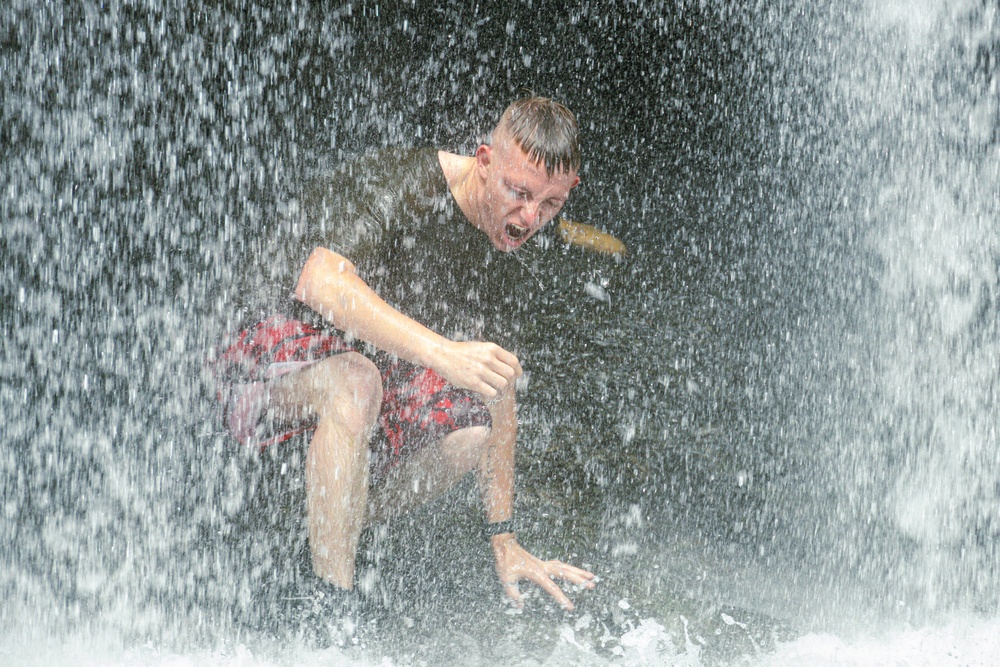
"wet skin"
473,135,580,252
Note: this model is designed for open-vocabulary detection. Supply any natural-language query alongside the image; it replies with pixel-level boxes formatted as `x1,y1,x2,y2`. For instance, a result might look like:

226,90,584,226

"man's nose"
521,202,540,226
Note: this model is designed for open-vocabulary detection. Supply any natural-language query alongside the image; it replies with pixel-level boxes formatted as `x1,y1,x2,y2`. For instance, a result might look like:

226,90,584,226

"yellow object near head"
557,218,627,257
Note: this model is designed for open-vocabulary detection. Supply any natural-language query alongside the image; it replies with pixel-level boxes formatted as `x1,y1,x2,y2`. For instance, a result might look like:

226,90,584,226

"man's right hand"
434,340,523,400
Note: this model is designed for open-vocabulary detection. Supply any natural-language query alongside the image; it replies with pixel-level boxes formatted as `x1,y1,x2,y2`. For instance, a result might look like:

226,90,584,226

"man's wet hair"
495,96,580,177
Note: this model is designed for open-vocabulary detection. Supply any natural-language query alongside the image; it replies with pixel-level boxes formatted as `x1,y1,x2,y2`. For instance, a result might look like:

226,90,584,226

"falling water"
2,0,998,665
750,0,1000,617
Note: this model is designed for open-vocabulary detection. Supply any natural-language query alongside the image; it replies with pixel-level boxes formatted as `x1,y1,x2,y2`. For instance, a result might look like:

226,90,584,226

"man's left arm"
477,384,596,612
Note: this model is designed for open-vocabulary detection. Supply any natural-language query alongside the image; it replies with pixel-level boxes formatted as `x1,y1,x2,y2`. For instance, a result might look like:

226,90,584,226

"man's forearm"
294,246,449,369
478,385,517,524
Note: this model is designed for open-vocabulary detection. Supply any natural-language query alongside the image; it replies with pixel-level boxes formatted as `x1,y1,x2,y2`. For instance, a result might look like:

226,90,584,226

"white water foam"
0,639,371,667
761,616,1000,667
5,616,1000,667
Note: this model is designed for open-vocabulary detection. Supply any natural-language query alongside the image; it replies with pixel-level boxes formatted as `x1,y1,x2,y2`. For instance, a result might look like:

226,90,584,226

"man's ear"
475,144,492,176
570,175,580,189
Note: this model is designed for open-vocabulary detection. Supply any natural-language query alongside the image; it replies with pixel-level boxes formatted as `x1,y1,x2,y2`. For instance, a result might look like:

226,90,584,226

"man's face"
477,136,579,252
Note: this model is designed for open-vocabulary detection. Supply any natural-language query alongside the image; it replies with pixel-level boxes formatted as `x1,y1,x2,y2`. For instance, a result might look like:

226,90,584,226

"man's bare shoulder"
437,150,473,186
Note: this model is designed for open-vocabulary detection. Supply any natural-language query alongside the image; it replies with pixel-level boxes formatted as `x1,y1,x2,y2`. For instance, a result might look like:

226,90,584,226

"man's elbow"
294,247,356,304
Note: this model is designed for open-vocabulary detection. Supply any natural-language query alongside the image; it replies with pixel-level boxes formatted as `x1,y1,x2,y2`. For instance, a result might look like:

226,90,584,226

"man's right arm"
294,246,522,398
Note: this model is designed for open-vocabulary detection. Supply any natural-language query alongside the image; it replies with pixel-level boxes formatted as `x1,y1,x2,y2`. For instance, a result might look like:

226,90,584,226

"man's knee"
311,353,383,431
443,425,491,471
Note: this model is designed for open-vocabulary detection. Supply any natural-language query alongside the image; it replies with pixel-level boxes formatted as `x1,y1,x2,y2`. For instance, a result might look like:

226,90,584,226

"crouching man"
213,97,596,626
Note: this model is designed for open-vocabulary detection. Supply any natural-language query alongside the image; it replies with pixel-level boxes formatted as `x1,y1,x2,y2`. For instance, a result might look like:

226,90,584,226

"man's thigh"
265,351,382,425
212,314,356,448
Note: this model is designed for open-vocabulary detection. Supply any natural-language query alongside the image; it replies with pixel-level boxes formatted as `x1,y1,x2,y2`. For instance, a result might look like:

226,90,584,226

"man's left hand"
491,534,596,612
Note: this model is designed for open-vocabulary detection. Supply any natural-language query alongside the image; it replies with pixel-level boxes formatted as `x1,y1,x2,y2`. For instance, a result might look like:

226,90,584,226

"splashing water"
3,0,999,665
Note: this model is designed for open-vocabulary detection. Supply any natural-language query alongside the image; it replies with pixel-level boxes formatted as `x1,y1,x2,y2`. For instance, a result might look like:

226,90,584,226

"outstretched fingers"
496,543,597,612
510,561,584,611
547,560,597,589
531,568,576,611
537,560,597,611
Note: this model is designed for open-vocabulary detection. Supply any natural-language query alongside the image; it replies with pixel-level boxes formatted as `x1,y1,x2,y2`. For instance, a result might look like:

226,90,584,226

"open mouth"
505,223,528,241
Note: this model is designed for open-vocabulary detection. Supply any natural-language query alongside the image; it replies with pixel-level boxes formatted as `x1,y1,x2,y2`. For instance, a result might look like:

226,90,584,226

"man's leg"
372,386,515,526
266,352,382,590
367,425,491,522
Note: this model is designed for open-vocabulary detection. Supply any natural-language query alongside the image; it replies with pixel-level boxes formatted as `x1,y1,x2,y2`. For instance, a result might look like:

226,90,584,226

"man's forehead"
496,141,576,185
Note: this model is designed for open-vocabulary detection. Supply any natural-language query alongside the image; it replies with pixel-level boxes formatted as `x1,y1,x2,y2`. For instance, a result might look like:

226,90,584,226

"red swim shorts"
211,315,492,481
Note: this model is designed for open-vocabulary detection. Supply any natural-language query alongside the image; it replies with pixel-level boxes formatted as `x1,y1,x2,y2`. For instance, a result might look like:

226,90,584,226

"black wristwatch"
483,518,517,538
